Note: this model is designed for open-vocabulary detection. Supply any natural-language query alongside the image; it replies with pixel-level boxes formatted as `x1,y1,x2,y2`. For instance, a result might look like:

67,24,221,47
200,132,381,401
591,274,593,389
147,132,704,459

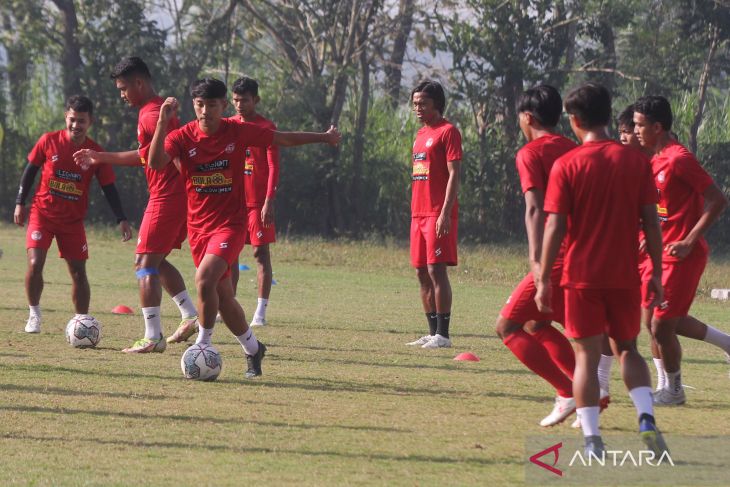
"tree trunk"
51,0,83,98
384,0,415,107
351,48,370,233
689,25,720,154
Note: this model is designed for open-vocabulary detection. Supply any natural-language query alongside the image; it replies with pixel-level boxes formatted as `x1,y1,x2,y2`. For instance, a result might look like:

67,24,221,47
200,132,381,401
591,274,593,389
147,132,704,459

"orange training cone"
112,305,134,315
454,352,480,362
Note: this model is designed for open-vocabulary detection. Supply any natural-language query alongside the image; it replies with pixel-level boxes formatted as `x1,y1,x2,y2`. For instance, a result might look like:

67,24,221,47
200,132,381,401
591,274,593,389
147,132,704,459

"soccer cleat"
639,416,670,456
122,335,167,353
166,317,199,344
540,395,576,427
250,316,267,327
24,315,41,333
421,334,452,349
653,387,686,406
571,390,610,428
406,335,433,346
584,435,605,459
245,341,267,378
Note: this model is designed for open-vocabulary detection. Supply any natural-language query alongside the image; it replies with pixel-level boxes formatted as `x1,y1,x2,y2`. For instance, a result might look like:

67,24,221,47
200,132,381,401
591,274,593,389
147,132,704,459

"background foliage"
1,0,728,244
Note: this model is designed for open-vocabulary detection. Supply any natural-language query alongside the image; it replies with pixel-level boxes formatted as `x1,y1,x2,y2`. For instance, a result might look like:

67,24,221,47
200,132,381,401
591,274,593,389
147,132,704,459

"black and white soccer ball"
66,315,102,348
181,343,222,381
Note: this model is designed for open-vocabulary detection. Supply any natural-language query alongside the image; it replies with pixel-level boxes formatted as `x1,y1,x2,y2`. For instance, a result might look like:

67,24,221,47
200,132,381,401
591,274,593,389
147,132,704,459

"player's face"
412,92,439,124
115,77,142,107
193,97,226,130
618,124,640,147
232,93,259,119
65,109,91,144
633,112,660,149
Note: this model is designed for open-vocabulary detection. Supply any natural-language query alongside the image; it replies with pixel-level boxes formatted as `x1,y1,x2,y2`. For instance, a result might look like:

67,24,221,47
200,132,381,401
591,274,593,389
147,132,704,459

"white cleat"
250,316,267,327
540,395,576,427
406,335,433,346
421,334,452,349
653,387,686,406
24,316,41,333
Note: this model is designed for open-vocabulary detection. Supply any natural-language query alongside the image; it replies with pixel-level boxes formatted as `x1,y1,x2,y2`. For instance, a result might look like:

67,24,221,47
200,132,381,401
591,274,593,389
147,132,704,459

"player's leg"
123,252,170,353
406,217,435,346
526,320,575,380
651,315,685,403
421,216,457,349
250,244,272,326
677,315,730,357
65,259,90,315
573,333,603,445
644,307,667,391
24,247,47,333
57,221,90,316
230,256,240,295
158,256,199,342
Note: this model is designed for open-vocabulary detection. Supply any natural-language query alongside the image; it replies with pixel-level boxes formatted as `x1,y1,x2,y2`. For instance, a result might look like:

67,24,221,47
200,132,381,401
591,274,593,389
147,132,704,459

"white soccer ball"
66,315,102,348
181,344,222,381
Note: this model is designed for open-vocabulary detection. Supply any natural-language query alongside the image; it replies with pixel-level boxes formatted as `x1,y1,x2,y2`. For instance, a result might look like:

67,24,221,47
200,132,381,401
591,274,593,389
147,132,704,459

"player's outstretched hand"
645,274,664,309
535,280,553,314
73,149,100,169
119,220,133,242
159,97,179,124
13,204,26,227
325,125,341,146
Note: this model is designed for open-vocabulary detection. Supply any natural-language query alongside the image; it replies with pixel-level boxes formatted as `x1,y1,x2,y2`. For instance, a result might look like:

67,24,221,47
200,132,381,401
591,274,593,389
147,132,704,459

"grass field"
1,223,730,486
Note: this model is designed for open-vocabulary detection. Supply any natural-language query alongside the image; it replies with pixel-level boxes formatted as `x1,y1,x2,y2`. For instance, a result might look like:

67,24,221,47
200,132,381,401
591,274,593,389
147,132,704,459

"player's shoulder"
256,114,277,130
438,118,461,136
664,140,698,165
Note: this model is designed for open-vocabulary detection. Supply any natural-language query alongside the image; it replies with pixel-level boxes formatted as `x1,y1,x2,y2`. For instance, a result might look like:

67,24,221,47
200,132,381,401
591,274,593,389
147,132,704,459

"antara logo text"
530,442,674,477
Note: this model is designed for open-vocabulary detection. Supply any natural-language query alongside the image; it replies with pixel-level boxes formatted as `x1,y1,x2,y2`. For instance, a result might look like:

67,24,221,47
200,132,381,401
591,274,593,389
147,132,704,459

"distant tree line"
1,0,729,245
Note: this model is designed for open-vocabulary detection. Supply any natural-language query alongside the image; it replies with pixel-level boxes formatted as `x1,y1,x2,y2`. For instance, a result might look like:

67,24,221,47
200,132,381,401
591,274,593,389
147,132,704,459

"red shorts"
564,287,641,341
640,250,706,319
136,195,187,255
26,208,88,260
188,226,246,279
410,216,458,268
501,263,565,324
245,206,276,246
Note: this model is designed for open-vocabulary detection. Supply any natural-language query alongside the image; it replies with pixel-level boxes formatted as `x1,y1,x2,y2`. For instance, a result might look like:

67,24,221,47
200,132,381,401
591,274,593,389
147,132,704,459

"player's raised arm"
271,125,341,147
74,149,140,168
148,97,178,170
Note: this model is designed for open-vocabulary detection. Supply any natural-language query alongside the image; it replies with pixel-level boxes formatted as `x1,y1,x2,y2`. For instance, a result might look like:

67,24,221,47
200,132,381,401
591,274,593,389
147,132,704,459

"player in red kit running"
536,84,667,457
73,57,199,353
14,95,132,333
148,78,340,378
633,96,728,405
495,85,581,427
228,77,279,327
405,81,461,349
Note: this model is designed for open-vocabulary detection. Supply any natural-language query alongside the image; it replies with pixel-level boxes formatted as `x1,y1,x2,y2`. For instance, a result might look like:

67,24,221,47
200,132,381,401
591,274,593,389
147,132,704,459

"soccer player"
14,95,132,333
404,81,461,349
495,85,580,427
633,96,729,405
228,77,279,327
617,104,644,149
147,78,340,378
536,83,667,456
73,57,199,353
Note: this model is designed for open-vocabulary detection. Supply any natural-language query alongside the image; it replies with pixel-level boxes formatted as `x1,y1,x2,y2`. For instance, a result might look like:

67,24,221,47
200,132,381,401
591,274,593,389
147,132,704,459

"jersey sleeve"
443,126,463,162
674,154,714,194
515,147,545,193
543,160,571,214
95,163,117,186
27,134,48,166
163,128,184,160
266,122,280,199
238,122,275,148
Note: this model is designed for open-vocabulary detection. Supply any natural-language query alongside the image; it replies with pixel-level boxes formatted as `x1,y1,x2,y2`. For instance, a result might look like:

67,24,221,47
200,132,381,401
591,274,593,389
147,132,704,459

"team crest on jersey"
31,231,42,241
51,155,59,163
657,171,665,184
225,143,235,154
425,138,433,148
188,148,197,157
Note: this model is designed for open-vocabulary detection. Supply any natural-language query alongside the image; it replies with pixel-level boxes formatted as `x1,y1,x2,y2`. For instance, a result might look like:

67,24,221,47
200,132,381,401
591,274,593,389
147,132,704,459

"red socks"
531,324,576,380
503,329,573,397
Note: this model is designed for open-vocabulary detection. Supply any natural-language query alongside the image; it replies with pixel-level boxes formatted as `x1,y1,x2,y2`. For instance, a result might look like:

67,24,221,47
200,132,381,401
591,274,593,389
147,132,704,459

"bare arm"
148,98,177,170
74,149,140,168
535,212,567,313
271,125,341,147
436,160,461,238
640,203,664,307
524,189,545,279
665,182,727,259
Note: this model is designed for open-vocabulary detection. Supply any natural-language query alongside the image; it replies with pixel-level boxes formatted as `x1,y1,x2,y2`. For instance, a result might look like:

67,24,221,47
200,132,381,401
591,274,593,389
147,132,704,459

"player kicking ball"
148,78,340,378
495,85,581,427
405,81,462,349
73,57,199,352
227,77,279,327
536,84,668,457
14,95,132,333
633,96,728,405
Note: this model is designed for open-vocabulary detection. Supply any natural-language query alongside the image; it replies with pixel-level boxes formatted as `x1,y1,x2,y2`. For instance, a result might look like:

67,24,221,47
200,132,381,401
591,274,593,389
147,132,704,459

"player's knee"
135,267,159,280
68,267,87,283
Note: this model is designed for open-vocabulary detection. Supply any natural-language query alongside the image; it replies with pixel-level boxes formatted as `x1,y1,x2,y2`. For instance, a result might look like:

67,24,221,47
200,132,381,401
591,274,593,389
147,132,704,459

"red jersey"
411,119,462,218
163,118,275,234
27,130,115,223
138,96,184,200
651,140,714,261
226,115,280,207
544,140,656,289
516,134,577,194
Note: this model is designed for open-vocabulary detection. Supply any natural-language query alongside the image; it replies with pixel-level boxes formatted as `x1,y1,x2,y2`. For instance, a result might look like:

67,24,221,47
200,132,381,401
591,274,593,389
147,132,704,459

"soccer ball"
66,315,102,348
181,344,222,381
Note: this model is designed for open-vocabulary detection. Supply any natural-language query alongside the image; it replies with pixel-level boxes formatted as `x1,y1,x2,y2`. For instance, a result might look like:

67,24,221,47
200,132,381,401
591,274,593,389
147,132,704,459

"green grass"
1,223,729,486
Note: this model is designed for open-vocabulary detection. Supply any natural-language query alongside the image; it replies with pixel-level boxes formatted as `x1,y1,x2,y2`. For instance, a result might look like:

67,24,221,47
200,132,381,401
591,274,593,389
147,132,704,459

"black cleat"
245,341,266,378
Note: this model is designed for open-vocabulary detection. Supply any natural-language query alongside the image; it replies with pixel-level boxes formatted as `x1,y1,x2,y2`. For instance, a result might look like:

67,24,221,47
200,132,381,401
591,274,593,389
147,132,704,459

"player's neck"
239,112,258,123
653,133,673,155
138,89,157,107
527,127,555,141
580,128,610,143
198,119,222,135
423,114,443,127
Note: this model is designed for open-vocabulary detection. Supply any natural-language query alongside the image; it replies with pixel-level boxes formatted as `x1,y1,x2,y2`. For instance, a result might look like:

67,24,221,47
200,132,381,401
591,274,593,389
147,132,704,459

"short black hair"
517,85,563,127
65,95,93,116
564,83,611,128
232,77,259,97
633,95,672,132
617,104,635,129
110,57,151,80
190,78,227,99
411,80,446,114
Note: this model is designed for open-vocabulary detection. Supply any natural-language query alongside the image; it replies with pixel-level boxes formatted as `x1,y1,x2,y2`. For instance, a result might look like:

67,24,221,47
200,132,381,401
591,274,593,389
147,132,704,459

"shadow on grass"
0,405,410,433
1,432,514,466
0,383,181,401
